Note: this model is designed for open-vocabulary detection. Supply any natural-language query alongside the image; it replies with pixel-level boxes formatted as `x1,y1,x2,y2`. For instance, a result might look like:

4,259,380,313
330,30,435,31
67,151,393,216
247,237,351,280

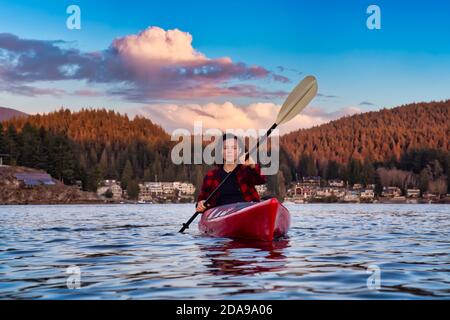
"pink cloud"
72,89,103,97
133,103,362,135
0,27,289,102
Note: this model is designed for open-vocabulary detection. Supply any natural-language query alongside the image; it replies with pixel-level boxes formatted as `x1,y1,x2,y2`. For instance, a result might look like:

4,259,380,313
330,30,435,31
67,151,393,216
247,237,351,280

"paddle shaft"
178,123,278,233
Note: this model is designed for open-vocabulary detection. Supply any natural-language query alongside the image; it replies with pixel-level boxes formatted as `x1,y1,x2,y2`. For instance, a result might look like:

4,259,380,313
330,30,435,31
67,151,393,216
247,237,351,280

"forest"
1,100,449,198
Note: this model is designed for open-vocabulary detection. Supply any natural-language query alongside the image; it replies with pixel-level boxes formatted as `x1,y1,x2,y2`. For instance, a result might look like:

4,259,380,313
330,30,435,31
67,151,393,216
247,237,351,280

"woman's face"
223,138,239,164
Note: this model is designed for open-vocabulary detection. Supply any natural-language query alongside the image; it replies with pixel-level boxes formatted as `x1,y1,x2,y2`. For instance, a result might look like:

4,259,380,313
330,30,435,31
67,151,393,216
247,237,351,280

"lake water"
0,204,449,299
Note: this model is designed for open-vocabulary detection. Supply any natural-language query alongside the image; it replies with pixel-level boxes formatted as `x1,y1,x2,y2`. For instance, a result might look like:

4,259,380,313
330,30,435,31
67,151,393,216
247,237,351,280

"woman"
196,133,266,212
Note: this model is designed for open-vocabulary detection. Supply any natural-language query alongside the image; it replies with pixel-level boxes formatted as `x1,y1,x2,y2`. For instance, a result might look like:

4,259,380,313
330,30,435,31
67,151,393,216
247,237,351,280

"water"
0,204,449,299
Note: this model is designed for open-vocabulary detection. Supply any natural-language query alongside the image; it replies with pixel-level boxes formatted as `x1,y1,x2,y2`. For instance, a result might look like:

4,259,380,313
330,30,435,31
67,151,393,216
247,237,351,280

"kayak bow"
199,198,291,241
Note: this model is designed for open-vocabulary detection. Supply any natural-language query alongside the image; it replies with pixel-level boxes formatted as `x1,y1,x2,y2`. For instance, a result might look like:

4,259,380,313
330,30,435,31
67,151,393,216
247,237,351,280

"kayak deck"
199,198,291,241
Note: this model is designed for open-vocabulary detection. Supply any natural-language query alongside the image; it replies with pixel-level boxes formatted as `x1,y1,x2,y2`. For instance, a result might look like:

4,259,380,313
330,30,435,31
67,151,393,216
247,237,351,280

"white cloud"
133,103,362,135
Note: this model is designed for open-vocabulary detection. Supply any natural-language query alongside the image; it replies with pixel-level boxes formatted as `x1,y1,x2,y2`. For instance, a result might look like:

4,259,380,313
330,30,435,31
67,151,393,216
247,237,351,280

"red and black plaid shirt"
197,164,266,208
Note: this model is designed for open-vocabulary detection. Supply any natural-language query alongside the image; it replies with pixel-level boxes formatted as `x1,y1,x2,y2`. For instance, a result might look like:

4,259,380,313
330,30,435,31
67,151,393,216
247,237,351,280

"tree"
6,124,19,164
361,159,375,186
36,126,49,170
374,170,383,196
298,154,317,178
127,180,140,200
428,178,447,195
347,158,363,186
19,122,40,168
98,148,109,178
85,165,102,192
121,160,134,190
419,166,432,193
47,133,76,184
0,123,6,155
327,160,340,180
267,171,286,202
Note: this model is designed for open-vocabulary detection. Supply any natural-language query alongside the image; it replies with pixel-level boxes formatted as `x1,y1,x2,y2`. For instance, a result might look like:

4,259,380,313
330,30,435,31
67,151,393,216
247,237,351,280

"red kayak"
199,198,291,241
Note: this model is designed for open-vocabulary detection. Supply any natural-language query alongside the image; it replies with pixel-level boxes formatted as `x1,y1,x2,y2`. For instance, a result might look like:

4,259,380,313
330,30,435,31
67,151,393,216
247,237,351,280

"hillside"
1,108,200,194
1,102,449,196
5,108,168,145
0,106,27,122
281,100,450,164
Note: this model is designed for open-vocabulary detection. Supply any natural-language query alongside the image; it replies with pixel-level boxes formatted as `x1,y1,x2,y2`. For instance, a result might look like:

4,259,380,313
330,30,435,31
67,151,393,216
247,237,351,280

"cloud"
359,101,375,106
0,27,289,102
317,93,339,99
72,89,103,97
133,103,362,135
276,66,303,75
0,83,67,97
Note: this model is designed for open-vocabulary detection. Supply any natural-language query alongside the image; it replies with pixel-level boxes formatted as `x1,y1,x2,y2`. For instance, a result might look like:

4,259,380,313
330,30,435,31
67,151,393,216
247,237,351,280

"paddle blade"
276,75,318,125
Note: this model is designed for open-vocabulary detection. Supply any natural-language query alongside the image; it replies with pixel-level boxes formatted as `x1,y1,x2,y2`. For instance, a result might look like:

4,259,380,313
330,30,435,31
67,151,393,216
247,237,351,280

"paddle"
179,75,318,233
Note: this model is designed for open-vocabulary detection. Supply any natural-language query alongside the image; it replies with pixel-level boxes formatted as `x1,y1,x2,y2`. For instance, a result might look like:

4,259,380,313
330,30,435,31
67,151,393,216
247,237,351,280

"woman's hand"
196,200,208,212
239,154,256,168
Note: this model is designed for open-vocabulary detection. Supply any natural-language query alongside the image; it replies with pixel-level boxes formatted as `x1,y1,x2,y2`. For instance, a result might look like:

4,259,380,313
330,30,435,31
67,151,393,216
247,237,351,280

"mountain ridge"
0,106,28,122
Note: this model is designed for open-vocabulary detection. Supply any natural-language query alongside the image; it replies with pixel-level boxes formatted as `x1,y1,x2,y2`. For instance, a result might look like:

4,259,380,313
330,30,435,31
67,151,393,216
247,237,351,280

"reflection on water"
199,239,290,276
0,204,449,299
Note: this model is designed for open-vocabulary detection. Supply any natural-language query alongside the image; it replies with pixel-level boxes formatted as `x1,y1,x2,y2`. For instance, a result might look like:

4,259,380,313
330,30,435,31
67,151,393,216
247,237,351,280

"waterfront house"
382,186,402,198
360,189,375,200
353,184,363,190
97,180,123,200
14,173,56,188
302,176,321,186
329,179,345,187
423,192,439,202
144,182,164,196
344,191,360,203
177,182,196,196
406,189,421,198
138,183,153,202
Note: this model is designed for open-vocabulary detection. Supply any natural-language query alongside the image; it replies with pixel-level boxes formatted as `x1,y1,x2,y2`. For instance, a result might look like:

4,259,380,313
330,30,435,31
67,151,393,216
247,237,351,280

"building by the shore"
138,181,196,202
97,180,123,200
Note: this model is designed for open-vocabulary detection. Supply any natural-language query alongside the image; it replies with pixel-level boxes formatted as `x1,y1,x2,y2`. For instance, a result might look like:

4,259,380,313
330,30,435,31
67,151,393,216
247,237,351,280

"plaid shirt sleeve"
244,164,266,185
197,169,220,207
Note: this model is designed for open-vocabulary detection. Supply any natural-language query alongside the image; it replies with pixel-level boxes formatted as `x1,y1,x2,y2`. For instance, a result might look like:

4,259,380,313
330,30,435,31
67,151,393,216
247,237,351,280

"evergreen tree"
327,160,340,180
298,154,317,178
47,133,76,184
419,166,432,193
19,122,40,168
126,180,140,200
361,159,375,186
121,160,134,190
374,170,383,196
85,165,102,192
0,123,6,154
6,124,19,164
36,126,49,170
267,171,286,202
98,148,109,178
347,158,363,186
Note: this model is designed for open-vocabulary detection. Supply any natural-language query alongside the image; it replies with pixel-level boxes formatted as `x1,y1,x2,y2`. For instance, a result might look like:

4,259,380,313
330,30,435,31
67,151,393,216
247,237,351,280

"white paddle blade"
276,75,318,125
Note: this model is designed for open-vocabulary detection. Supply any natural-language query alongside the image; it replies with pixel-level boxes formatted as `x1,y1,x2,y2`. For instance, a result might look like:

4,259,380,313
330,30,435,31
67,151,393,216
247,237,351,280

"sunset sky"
0,0,449,133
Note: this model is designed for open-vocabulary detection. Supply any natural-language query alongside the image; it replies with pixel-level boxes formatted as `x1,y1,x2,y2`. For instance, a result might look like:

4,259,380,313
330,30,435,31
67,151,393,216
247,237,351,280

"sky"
0,0,449,134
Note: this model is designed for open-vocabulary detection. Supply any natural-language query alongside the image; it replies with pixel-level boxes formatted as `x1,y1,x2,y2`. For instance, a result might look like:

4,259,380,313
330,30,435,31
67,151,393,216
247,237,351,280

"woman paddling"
196,133,266,212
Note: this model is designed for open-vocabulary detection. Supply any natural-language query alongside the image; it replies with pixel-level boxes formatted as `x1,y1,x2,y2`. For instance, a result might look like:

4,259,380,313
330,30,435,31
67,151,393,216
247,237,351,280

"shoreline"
0,201,447,206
